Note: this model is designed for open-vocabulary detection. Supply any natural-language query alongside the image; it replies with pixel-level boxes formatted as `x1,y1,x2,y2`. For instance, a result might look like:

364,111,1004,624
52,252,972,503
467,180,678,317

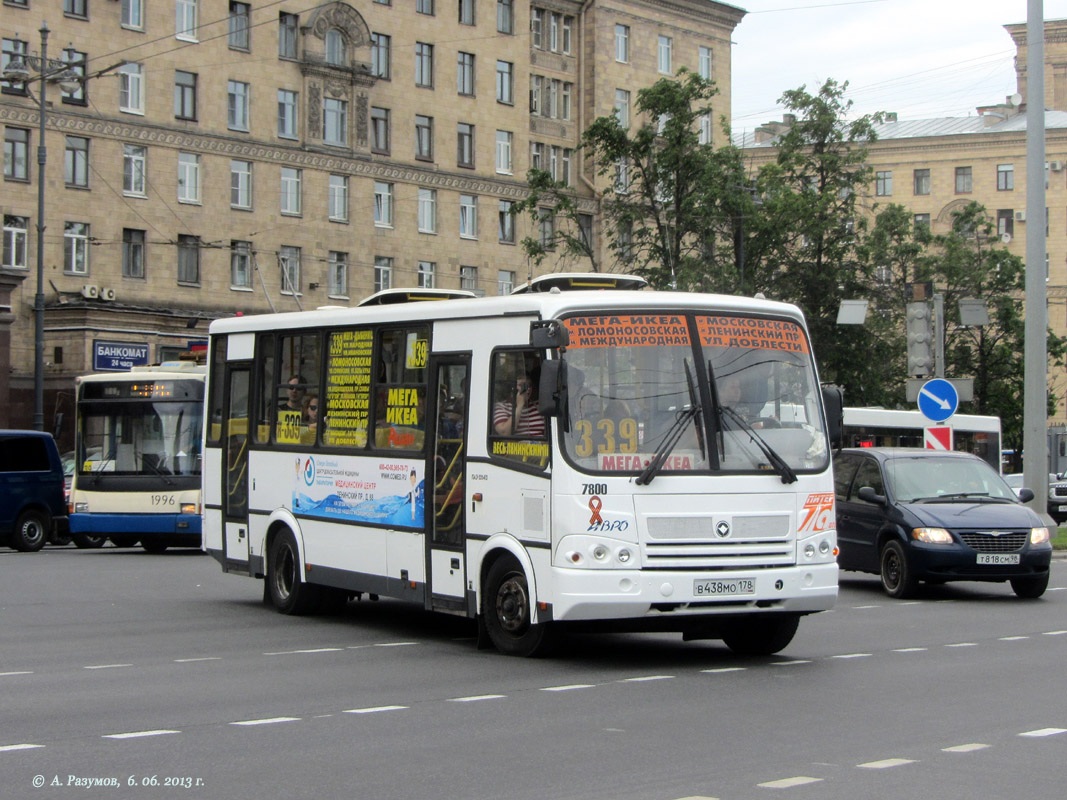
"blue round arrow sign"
917,378,959,423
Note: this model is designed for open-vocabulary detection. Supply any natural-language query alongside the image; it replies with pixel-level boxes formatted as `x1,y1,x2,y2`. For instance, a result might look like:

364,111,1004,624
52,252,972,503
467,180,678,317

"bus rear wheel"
72,533,107,549
267,530,322,615
110,535,140,548
721,614,800,656
141,542,169,554
482,556,554,657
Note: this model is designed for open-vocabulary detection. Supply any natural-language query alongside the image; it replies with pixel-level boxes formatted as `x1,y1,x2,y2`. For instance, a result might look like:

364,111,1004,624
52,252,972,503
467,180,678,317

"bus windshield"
560,313,827,475
78,400,202,477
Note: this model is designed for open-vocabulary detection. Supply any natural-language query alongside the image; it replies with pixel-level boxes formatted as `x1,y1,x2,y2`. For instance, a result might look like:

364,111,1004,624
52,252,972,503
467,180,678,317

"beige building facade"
1,0,745,439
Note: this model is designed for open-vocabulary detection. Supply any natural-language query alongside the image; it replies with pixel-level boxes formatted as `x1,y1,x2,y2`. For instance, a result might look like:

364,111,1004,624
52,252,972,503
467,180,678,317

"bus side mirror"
530,319,569,349
822,384,844,448
537,359,567,418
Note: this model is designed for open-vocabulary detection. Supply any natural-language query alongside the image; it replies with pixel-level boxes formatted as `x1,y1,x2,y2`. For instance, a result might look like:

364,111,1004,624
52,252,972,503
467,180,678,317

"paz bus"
202,276,843,656
69,361,206,552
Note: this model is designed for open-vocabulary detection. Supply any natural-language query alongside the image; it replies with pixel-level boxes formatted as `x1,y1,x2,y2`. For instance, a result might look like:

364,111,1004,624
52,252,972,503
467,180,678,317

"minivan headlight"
912,527,952,544
1031,527,1051,545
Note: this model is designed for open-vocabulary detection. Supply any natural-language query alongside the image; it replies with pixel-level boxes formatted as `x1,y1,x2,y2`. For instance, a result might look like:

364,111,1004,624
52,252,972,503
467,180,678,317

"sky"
730,0,1067,133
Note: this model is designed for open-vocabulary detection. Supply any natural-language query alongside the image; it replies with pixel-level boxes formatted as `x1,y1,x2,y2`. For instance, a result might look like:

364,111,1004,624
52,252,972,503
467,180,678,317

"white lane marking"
946,642,978,648
374,642,418,648
0,671,33,677
852,605,880,609
619,675,674,682
832,653,871,659
1019,728,1067,737
900,601,923,606
344,705,408,714
103,730,180,740
541,684,595,692
758,776,823,788
701,667,746,674
858,758,916,769
230,717,301,726
999,636,1030,642
892,647,927,653
174,657,221,663
263,648,344,655
672,796,720,800
0,744,44,752
84,664,132,670
771,660,812,666
942,743,990,753
448,694,506,703
1042,630,1067,636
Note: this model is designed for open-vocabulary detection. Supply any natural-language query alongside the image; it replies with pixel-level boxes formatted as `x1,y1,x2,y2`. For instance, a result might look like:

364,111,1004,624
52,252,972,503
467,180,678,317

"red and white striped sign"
925,426,953,451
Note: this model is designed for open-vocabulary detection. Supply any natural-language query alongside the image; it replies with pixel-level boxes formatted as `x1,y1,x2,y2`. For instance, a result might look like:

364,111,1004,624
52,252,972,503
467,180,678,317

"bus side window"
275,333,321,446
488,349,549,469
372,327,428,452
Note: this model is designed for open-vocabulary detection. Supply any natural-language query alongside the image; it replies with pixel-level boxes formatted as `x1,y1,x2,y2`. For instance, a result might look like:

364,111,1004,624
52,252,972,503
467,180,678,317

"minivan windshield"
885,455,1017,503
559,313,827,476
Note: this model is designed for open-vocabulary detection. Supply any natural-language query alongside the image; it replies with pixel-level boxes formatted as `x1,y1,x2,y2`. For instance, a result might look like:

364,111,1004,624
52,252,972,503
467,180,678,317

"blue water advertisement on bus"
291,456,424,528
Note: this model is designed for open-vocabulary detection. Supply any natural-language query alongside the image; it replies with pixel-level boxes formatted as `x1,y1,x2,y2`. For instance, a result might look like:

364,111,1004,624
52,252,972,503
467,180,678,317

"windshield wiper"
719,405,798,484
636,405,700,486
684,359,706,463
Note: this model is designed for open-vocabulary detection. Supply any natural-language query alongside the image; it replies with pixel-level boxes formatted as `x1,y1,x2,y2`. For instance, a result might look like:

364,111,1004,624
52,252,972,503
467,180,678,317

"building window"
955,166,972,194
531,9,544,48
229,2,250,50
458,52,475,96
178,152,201,203
496,130,512,174
498,200,514,243
913,213,930,230
122,0,145,30
279,245,300,294
578,213,593,251
2,215,28,269
175,70,197,120
374,181,393,226
277,89,298,139
65,222,90,274
372,33,391,79
329,174,348,222
64,0,88,16
64,135,88,187
699,46,712,80
370,106,389,153
325,98,348,147
457,123,474,168
328,251,348,296
459,0,475,25
698,113,712,145
998,163,1014,191
122,228,145,278
875,170,892,197
120,63,145,114
231,159,252,208
2,39,29,96
496,61,513,104
415,42,433,88
176,0,198,40
418,188,437,233
561,148,572,185
658,35,672,74
460,266,478,291
374,256,393,292
460,194,478,238
614,24,630,63
530,141,545,171
562,16,573,54
497,0,513,33
61,48,87,105
913,169,930,196
228,80,250,131
418,260,435,288
231,240,252,288
497,269,514,295
997,209,1014,238
280,167,302,215
123,144,147,197
538,210,554,248
177,235,200,283
325,30,346,66
4,127,29,181
530,75,543,115
417,0,434,13
415,115,433,160
614,89,630,128
279,13,298,59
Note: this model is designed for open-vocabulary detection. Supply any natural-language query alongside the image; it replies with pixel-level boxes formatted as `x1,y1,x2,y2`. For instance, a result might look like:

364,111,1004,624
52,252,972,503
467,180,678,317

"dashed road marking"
999,636,1029,641
619,675,674,682
832,653,871,659
448,694,506,703
343,705,408,714
1042,630,1067,636
541,684,595,692
1019,728,1067,737
945,642,978,648
230,717,300,726
174,657,221,663
0,744,44,752
772,660,812,666
758,776,823,788
942,743,989,753
103,730,180,740
892,647,927,653
858,758,916,769
701,667,746,674
0,671,33,677
84,664,132,670
263,648,344,655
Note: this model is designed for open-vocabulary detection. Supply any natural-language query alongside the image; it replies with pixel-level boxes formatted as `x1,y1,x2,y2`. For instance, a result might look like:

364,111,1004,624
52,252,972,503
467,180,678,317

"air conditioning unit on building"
81,284,99,299
1050,160,1064,171
100,287,116,301
1015,210,1027,222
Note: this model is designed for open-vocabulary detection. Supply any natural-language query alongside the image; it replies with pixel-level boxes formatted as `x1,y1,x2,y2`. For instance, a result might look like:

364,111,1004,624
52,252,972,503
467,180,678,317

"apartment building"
0,0,744,433
739,19,1067,425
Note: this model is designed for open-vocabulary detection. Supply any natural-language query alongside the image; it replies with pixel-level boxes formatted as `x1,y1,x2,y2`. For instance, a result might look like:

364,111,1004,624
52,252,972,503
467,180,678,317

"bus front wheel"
267,530,322,615
721,614,800,656
482,556,554,657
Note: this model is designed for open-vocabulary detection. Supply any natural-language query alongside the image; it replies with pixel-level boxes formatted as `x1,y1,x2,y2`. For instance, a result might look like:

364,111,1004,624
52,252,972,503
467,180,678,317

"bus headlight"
75,502,89,513
799,535,837,563
181,503,198,515
556,535,640,569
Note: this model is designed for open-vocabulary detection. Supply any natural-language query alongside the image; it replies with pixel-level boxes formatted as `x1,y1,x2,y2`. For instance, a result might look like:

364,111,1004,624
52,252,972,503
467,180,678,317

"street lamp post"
2,23,82,431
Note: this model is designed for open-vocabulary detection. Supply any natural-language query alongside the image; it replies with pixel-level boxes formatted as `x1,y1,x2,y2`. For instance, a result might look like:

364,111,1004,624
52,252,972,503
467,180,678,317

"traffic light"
906,301,933,377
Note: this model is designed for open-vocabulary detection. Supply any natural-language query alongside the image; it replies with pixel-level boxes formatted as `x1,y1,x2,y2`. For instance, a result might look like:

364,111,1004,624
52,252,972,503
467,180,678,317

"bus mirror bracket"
822,384,844,449
538,359,568,420
530,319,568,349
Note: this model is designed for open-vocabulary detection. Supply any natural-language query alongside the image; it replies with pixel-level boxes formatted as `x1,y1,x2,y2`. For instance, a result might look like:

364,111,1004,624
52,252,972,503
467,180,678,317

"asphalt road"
1,545,1065,800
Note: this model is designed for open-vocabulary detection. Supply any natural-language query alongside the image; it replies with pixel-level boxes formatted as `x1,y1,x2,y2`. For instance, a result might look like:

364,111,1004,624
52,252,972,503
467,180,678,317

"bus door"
222,365,251,565
427,357,470,612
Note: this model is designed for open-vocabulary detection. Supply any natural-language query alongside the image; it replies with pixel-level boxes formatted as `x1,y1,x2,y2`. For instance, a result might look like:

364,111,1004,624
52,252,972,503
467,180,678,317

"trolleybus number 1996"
694,578,756,596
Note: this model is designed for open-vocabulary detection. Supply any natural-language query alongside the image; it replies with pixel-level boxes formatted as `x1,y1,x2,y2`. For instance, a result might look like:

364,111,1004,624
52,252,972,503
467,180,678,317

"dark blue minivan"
834,448,1052,598
0,430,69,552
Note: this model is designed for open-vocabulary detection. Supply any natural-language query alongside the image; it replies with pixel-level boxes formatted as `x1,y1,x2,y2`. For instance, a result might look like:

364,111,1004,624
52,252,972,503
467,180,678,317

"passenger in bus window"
494,366,546,438
303,394,319,425
280,375,306,412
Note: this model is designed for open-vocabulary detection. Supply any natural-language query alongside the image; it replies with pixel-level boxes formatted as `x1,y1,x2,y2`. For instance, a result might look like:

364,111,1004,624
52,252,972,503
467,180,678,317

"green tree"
510,168,600,272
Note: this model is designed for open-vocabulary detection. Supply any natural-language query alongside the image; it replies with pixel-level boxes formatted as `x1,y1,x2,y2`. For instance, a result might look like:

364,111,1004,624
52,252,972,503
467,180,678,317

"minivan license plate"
976,554,1020,565
694,578,755,596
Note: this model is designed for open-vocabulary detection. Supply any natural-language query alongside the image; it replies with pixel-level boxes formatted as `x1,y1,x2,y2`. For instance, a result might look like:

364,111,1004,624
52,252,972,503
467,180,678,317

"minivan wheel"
12,509,49,552
880,539,918,599
1010,572,1049,599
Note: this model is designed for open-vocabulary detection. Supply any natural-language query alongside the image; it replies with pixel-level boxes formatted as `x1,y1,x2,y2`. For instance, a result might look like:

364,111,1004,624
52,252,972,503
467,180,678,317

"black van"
0,430,69,552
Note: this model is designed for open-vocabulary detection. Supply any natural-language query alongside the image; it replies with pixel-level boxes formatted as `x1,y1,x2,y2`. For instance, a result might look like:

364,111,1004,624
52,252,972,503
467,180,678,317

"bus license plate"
694,578,755,596
976,554,1020,565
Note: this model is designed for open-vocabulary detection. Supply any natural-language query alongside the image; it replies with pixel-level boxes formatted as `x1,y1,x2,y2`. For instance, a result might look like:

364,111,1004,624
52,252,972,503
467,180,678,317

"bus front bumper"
69,512,202,538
